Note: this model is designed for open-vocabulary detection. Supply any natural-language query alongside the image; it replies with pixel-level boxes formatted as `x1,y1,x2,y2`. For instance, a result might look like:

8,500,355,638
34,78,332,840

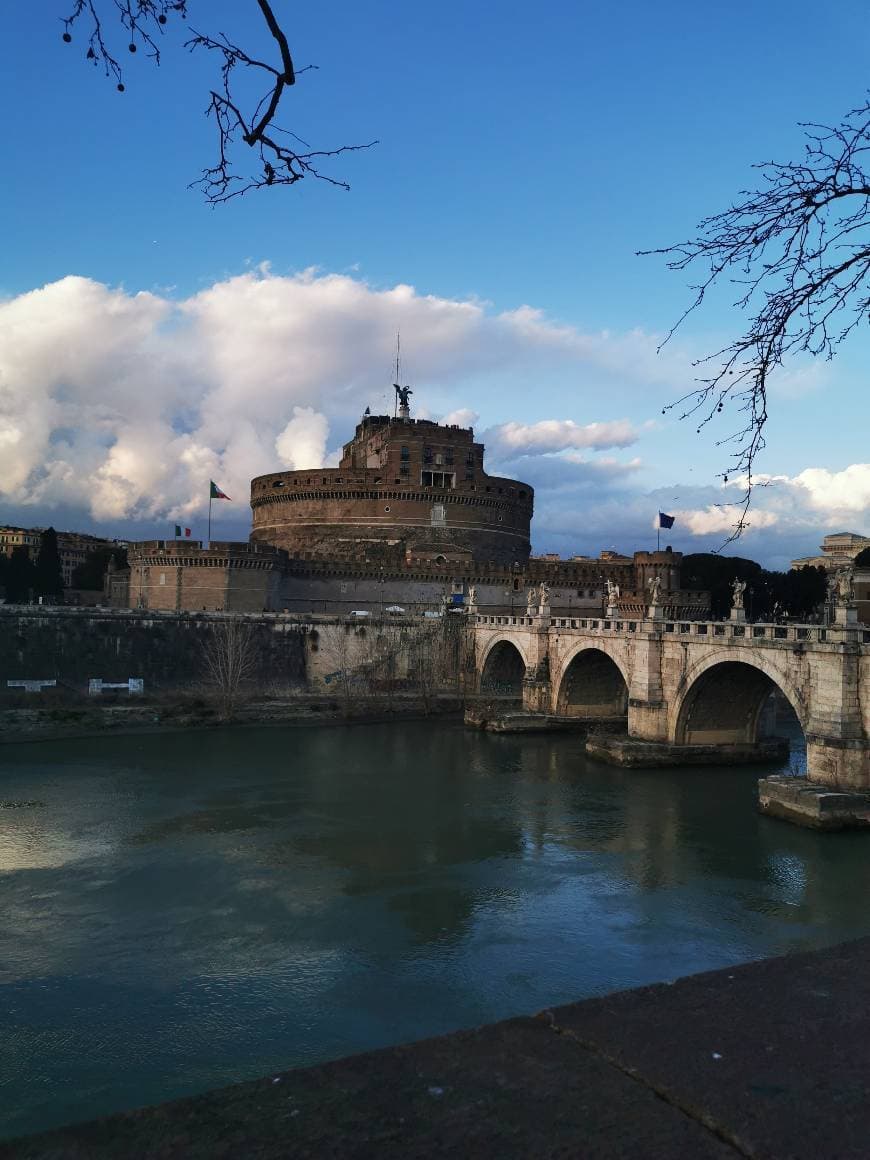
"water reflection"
1,720,870,1140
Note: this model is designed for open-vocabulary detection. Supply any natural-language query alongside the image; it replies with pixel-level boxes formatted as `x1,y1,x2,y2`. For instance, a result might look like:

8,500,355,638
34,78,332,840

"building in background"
791,532,870,571
0,526,119,589
0,526,42,560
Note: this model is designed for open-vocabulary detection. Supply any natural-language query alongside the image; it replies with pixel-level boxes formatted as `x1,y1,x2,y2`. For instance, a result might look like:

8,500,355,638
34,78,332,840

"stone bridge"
470,609,870,790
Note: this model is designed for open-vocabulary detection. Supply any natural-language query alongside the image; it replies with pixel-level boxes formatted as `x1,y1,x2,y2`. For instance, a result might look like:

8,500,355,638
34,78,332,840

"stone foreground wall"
0,608,307,693
0,608,466,697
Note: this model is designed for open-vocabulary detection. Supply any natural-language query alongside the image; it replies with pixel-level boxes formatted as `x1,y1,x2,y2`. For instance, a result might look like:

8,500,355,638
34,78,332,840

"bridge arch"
554,645,629,719
672,652,806,747
478,637,528,698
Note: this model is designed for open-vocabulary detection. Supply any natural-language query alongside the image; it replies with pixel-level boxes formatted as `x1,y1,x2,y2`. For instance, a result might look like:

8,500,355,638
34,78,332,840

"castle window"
431,504,446,526
272,480,285,488
464,471,474,481
421,470,455,489
423,445,433,464
519,490,526,498
400,445,410,461
384,506,391,513
159,573,166,585
400,464,409,476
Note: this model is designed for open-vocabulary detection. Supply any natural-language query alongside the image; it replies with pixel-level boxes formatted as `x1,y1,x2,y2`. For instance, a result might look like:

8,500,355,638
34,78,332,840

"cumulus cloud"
0,269,678,530
441,408,480,429
791,464,870,512
485,418,638,456
275,407,330,470
677,506,780,536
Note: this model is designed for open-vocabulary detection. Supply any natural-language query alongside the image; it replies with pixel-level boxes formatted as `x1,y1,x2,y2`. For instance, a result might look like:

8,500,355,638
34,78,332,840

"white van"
349,610,371,618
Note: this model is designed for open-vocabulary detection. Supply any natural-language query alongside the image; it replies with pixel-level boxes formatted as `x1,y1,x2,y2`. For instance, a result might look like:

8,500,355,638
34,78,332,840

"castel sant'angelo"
114,386,706,618
250,388,533,567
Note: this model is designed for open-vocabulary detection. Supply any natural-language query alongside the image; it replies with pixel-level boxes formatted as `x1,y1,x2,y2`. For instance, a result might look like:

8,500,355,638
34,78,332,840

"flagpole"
657,518,660,552
208,494,212,546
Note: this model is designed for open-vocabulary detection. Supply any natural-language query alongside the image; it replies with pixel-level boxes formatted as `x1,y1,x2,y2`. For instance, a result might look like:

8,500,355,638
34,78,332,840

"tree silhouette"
59,1,375,203
34,528,65,598
4,547,37,604
644,100,870,538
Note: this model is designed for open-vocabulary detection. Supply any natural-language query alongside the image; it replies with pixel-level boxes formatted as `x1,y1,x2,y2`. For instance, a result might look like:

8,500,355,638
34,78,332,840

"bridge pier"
804,643,869,789
626,631,669,741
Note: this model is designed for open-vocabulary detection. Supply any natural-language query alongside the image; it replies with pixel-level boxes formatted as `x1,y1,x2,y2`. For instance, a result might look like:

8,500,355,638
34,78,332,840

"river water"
2,720,870,1139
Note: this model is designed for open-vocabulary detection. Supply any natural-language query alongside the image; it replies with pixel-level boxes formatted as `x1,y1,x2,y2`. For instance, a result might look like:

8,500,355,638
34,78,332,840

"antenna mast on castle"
393,331,413,420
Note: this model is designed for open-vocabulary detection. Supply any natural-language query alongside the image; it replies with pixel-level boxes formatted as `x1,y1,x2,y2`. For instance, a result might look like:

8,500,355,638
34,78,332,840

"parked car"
384,605,406,614
348,610,371,618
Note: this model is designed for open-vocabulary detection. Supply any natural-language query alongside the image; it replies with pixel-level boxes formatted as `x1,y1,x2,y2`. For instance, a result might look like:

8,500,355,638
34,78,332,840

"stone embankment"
6,937,870,1158
0,695,462,745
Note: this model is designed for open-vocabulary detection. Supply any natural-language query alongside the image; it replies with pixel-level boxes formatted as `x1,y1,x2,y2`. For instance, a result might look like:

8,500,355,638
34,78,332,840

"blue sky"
2,1,869,568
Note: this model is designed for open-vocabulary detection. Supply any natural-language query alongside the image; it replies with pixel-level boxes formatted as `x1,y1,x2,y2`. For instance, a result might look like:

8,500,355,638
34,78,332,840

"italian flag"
210,481,231,500
174,525,191,538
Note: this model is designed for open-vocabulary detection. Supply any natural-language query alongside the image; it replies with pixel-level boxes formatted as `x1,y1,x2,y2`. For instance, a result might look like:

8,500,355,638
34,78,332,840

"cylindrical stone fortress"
251,414,534,565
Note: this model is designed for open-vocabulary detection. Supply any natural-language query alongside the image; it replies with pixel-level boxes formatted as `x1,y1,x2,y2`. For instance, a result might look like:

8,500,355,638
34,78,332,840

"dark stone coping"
5,937,870,1158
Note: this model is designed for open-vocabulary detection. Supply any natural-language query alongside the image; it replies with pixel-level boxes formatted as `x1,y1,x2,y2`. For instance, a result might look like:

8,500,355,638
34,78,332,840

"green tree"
681,553,761,619
5,547,36,603
72,547,128,591
34,528,64,598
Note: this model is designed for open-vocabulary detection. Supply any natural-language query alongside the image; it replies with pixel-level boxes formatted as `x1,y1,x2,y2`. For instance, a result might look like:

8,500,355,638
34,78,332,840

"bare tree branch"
640,100,870,541
60,0,376,203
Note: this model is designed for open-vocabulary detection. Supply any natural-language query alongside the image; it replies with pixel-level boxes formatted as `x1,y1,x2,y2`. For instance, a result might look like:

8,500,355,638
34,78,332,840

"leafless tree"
201,617,258,719
642,100,870,539
59,1,376,203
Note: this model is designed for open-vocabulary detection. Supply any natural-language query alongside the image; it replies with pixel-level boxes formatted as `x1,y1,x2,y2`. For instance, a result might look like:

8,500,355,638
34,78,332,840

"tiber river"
3,720,870,1139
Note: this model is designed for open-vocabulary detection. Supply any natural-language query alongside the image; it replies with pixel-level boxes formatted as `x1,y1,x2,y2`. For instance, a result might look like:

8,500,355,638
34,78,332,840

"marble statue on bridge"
731,577,747,609
836,568,855,605
538,581,550,615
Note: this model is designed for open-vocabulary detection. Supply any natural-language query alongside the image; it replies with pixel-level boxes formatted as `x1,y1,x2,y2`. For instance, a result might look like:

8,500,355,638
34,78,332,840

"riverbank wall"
0,607,465,696
0,607,467,740
7,936,870,1158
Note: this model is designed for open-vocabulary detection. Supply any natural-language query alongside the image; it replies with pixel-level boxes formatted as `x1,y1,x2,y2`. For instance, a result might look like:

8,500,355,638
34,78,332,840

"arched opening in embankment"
479,640,526,699
556,648,628,720
675,661,805,759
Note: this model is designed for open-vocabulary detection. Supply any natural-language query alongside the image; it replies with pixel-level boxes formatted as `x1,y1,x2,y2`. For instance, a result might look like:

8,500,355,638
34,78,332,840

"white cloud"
275,407,330,470
0,269,676,528
486,418,638,456
441,408,479,429
791,464,870,512
678,506,780,536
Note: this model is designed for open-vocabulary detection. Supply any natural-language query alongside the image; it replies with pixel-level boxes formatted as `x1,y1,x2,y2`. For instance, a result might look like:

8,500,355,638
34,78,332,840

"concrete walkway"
5,937,870,1159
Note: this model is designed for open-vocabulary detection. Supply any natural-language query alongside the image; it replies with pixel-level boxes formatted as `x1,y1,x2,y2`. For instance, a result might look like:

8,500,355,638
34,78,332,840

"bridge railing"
472,613,870,646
